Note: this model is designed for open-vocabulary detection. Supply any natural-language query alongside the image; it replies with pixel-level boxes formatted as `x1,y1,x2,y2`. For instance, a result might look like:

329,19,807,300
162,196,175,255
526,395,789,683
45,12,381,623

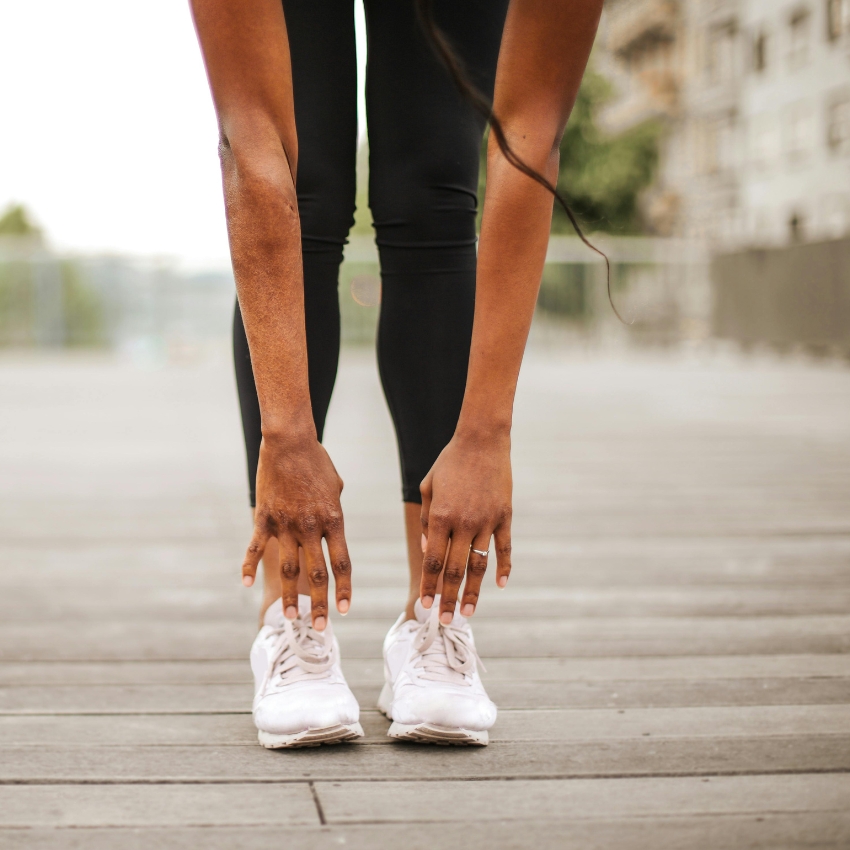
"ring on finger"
470,547,488,557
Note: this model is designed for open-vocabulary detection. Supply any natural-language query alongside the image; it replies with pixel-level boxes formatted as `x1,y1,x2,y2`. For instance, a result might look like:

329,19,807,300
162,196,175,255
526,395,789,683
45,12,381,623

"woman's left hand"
419,430,513,623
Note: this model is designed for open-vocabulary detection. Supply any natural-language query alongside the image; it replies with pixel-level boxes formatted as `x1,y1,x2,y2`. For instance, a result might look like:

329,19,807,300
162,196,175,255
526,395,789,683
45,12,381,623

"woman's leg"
232,0,358,618
364,0,509,618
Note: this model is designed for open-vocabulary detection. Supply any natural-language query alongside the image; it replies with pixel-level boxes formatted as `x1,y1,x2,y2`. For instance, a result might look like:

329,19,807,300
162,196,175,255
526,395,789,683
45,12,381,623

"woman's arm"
419,0,603,622
191,0,351,626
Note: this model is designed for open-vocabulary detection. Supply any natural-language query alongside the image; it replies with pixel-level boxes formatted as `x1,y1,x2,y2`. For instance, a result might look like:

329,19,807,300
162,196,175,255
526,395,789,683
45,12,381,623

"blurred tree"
0,204,42,239
478,68,662,235
554,69,662,235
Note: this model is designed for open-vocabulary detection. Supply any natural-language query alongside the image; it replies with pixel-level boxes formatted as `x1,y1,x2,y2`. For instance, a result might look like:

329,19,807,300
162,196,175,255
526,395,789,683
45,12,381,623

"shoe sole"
387,721,488,746
257,722,364,749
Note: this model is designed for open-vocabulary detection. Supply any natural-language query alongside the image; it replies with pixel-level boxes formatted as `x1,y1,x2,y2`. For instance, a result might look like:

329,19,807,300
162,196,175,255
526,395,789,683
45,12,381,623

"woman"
190,0,602,747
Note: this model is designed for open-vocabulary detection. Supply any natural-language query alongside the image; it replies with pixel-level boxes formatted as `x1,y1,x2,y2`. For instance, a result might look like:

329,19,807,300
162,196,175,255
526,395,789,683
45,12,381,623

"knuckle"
422,555,444,576
333,557,352,578
498,541,512,557
430,512,451,530
297,512,320,535
323,511,343,533
463,586,480,602
444,567,465,584
281,561,299,580
309,567,328,587
467,561,487,578
246,540,264,557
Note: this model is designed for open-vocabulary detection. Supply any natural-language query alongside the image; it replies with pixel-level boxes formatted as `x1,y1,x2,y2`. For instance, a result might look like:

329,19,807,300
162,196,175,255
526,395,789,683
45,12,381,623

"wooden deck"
1,346,849,848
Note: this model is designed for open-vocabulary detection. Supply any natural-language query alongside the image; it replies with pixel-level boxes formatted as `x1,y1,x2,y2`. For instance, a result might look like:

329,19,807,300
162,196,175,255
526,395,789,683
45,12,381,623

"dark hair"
414,0,626,324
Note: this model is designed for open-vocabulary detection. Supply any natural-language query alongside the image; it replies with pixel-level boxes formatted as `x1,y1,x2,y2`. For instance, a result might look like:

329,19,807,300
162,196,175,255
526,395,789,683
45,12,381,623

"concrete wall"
712,237,850,349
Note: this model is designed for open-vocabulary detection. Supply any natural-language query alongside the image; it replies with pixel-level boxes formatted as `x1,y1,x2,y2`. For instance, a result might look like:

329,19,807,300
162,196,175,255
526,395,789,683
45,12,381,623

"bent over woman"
191,0,602,747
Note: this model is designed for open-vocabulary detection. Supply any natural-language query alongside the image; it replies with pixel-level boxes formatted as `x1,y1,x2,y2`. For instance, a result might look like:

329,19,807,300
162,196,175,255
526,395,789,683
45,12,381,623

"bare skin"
257,504,432,625
190,0,602,629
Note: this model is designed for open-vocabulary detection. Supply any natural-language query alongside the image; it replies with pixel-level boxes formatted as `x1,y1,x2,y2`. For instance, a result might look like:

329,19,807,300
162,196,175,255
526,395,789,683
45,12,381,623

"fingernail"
420,534,427,553
314,616,326,631
461,603,474,617
242,575,253,587
440,611,453,625
338,599,350,615
497,576,508,588
284,606,298,620
422,595,433,609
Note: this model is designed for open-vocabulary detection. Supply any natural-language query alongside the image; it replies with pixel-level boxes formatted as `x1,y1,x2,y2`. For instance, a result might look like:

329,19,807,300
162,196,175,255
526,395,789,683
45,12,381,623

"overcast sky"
1,0,367,270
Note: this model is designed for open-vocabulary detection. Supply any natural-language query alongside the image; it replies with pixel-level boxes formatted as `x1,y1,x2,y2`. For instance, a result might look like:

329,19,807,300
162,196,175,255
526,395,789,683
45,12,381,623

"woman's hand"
241,434,352,630
419,430,513,623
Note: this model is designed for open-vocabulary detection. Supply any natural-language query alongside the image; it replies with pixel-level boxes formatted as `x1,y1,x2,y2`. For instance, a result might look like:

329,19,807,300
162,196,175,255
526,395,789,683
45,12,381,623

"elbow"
218,119,298,199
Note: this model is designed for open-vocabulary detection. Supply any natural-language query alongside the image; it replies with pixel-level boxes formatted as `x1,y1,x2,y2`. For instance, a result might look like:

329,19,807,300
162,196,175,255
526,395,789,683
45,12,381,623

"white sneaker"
378,595,497,746
250,595,363,748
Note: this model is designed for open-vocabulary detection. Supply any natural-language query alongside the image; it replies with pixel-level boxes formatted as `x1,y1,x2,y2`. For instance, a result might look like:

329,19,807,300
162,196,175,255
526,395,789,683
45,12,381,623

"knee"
297,162,356,245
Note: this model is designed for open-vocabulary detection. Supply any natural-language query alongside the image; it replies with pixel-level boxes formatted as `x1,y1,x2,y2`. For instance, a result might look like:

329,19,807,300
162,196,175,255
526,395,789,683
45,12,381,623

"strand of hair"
414,0,627,325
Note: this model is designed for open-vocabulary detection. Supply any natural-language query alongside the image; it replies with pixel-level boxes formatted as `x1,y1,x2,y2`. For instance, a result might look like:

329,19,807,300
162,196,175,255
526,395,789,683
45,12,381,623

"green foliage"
61,261,105,346
0,204,41,237
554,70,662,235
477,68,662,236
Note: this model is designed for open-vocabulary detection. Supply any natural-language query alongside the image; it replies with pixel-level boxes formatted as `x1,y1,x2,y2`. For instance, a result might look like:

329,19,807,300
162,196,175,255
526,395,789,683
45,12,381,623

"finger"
302,537,330,631
419,474,433,542
278,535,300,619
242,525,269,588
420,517,449,610
325,525,352,615
461,532,491,617
439,531,473,624
494,521,512,588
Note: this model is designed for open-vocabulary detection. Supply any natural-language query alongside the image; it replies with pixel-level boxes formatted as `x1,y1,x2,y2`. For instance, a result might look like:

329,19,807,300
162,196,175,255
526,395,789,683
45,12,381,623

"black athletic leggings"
234,0,508,505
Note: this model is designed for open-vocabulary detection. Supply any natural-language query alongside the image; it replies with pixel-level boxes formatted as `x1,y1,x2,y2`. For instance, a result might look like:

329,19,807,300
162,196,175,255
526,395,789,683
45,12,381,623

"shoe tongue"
413,594,465,627
262,595,314,628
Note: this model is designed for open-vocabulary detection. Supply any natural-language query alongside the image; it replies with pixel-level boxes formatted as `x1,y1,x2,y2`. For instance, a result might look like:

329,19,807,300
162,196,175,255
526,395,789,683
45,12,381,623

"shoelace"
258,616,336,698
410,605,485,686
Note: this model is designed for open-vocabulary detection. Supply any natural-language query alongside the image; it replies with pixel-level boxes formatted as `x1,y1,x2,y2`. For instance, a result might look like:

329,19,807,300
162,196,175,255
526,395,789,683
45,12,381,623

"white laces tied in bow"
411,605,485,686
258,616,336,698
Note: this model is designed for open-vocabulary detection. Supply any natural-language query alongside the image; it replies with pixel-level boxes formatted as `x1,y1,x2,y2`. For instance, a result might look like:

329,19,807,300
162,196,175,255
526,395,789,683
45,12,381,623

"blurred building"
600,0,850,352
600,0,850,247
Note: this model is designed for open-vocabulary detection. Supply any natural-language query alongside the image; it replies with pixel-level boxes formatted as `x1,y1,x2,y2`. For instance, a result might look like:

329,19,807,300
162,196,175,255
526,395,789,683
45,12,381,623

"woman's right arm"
190,0,352,627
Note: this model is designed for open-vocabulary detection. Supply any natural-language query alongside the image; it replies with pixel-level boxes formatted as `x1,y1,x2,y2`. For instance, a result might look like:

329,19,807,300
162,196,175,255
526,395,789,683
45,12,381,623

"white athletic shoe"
250,595,363,748
378,595,497,746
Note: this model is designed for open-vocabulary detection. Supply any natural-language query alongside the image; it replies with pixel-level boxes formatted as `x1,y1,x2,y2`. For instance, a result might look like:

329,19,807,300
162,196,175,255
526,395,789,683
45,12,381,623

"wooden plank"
3,585,850,619
3,813,850,850
2,616,848,662
314,774,850,823
2,706,848,747
2,654,848,686
1,737,848,782
3,677,849,715
3,538,850,588
0,783,318,828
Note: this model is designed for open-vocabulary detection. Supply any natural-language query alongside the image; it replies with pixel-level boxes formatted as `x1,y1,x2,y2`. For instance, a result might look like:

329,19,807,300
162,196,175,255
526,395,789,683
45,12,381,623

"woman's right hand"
241,433,352,630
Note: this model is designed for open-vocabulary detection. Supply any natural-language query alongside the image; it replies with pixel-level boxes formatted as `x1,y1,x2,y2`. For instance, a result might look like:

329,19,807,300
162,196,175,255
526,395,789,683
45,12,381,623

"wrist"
454,415,512,447
261,417,317,448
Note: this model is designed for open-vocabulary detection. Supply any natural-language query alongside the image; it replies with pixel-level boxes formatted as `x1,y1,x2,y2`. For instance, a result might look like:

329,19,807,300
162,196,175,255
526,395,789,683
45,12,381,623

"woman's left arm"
419,0,604,623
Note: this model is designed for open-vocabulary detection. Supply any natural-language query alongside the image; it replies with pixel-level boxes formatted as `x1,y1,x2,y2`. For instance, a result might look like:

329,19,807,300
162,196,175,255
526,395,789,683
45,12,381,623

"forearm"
222,141,314,440
191,0,311,441
456,140,556,442
456,0,603,441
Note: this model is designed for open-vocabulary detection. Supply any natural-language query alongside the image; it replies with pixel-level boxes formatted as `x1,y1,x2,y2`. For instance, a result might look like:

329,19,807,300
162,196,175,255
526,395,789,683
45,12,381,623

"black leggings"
234,0,508,505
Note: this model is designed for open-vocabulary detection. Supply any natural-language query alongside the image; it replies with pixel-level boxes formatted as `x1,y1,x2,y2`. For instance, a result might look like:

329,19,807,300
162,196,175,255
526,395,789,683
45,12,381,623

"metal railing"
0,235,711,352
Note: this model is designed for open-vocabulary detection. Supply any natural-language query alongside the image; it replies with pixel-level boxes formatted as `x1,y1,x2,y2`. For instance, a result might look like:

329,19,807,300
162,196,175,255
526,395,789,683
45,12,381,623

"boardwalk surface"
1,346,849,848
